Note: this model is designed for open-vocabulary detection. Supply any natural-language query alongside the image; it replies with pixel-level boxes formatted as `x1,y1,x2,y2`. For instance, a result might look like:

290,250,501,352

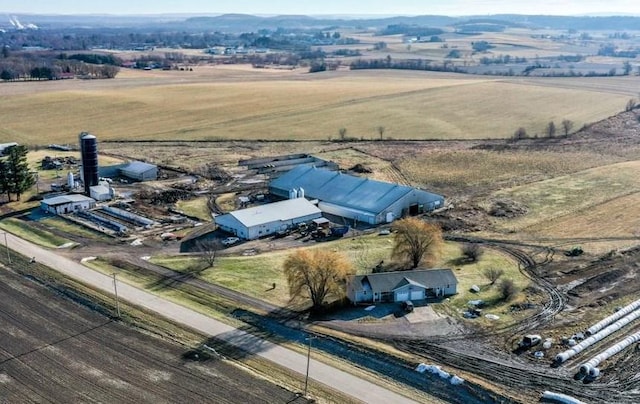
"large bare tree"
283,249,352,311
195,238,222,268
392,218,443,269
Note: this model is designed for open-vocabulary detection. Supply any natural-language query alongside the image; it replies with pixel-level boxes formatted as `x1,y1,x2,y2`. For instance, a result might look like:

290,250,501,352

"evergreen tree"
4,145,34,201
0,160,10,201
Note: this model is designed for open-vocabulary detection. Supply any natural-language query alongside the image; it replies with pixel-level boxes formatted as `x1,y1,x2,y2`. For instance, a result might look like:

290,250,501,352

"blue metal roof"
270,166,443,215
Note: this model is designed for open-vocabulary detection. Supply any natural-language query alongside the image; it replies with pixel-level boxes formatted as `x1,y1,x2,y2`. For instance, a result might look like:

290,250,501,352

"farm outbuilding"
120,161,158,182
346,269,458,304
0,142,18,155
269,166,444,225
89,185,113,201
215,198,322,240
41,194,96,215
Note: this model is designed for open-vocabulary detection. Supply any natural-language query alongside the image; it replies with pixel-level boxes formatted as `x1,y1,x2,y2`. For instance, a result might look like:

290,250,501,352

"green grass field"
0,67,634,144
0,217,72,248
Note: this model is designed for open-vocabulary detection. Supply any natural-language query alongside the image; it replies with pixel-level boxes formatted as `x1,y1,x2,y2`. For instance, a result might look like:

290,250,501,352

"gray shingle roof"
270,166,443,215
353,269,457,292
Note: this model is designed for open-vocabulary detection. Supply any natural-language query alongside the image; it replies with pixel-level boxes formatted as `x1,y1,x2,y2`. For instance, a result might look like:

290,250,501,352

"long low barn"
215,198,322,240
269,166,444,225
347,269,458,304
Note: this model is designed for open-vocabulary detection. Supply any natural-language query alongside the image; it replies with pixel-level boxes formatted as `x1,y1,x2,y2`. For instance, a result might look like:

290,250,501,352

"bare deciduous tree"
461,243,484,263
392,218,443,269
483,268,504,285
499,279,517,301
196,239,222,268
338,127,347,141
546,121,556,138
561,119,574,137
512,127,528,141
283,249,352,312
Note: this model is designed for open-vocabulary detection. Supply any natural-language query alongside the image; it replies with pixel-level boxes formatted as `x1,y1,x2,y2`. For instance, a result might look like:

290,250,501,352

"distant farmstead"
347,269,458,304
270,166,444,225
215,198,322,240
41,194,96,215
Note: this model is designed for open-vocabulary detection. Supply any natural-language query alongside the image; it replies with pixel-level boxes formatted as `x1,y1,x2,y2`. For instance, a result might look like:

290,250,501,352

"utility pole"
2,232,10,264
304,334,316,397
112,273,121,318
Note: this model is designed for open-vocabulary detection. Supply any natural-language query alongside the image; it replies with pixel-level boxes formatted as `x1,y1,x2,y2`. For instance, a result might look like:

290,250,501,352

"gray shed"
120,161,158,182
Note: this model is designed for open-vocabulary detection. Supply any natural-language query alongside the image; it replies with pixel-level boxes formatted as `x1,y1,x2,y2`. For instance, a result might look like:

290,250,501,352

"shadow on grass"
147,264,207,291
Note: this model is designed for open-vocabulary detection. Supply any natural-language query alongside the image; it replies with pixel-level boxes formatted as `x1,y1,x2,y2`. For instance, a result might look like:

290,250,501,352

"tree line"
1,51,119,81
0,145,35,202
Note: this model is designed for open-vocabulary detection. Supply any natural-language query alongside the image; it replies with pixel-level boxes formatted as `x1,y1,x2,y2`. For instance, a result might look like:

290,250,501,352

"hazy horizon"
1,0,639,17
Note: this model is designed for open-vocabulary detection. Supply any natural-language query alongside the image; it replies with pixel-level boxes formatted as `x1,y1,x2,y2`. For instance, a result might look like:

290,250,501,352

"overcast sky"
2,0,639,16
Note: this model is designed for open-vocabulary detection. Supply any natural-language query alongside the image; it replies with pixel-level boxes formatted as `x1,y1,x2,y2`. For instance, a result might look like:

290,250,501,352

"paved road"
4,233,416,404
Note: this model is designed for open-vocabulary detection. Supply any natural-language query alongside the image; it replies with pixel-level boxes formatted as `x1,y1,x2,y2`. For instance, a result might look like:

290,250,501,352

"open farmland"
0,267,298,404
0,67,635,144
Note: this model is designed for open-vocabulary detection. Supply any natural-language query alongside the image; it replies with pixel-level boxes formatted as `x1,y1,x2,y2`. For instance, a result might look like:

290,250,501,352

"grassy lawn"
152,234,527,324
0,217,73,248
38,216,109,241
175,196,212,222
436,243,531,327
84,257,242,322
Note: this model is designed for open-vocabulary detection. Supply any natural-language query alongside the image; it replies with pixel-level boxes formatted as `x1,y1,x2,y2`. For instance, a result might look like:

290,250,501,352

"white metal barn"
270,166,445,225
215,198,322,240
120,161,158,182
41,194,96,215
89,185,113,201
347,269,458,304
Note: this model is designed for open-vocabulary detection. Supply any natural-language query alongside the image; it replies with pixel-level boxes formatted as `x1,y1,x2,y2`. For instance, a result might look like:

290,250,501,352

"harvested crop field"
0,267,297,404
0,67,634,144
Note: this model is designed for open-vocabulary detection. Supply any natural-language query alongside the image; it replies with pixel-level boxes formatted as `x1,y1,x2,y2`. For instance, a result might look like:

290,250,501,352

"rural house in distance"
347,269,458,304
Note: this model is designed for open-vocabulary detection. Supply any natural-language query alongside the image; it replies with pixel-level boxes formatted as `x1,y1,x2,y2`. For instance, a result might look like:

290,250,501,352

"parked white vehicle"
222,237,240,246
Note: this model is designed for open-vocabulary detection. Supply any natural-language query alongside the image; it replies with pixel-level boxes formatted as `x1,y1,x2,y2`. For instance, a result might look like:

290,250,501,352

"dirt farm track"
0,267,296,404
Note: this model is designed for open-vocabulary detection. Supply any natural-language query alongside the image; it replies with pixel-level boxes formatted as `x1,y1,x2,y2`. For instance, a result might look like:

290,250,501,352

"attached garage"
395,290,410,302
347,268,458,304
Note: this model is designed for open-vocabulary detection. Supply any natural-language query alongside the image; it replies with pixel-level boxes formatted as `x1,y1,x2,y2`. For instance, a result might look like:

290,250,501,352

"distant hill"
5,13,640,32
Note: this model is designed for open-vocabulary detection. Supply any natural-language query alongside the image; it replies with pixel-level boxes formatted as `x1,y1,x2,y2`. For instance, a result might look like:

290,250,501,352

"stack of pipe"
555,308,640,363
587,298,640,336
579,331,640,378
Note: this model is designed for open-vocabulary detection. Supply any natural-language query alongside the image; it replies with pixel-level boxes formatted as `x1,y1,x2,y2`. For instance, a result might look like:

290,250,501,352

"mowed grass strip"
1,69,631,144
0,217,72,248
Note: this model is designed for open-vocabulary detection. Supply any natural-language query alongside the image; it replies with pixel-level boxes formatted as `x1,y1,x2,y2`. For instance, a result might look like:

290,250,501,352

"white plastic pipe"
587,298,640,335
555,308,640,363
579,331,640,378
541,391,586,404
